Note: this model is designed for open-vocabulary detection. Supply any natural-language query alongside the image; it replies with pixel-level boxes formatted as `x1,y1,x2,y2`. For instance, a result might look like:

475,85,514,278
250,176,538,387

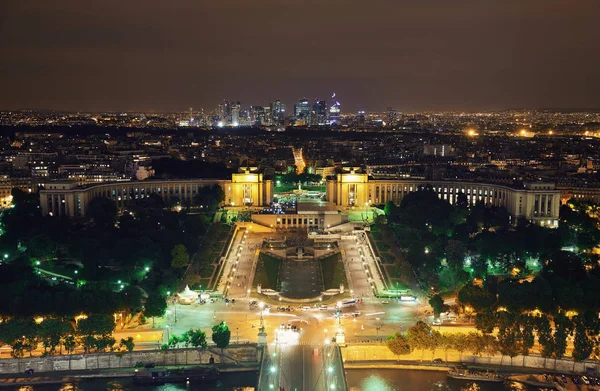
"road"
259,343,346,391
160,295,428,347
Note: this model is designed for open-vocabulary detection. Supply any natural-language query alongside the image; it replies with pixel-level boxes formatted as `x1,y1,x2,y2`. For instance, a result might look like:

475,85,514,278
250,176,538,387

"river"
6,369,550,391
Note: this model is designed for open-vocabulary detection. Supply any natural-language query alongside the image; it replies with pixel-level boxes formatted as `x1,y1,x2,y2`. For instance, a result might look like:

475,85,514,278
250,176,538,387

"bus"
338,299,357,308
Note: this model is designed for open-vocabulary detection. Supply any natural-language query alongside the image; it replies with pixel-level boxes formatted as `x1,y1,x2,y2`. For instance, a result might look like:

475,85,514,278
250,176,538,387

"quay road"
259,343,346,391
161,296,433,347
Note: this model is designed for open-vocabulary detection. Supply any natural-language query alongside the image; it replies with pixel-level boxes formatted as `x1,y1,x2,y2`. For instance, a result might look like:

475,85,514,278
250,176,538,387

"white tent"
177,285,199,305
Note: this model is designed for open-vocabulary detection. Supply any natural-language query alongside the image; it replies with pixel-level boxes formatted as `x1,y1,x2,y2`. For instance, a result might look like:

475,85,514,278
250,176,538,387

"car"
351,312,361,317
144,363,156,369
381,300,389,304
24,369,34,376
432,358,443,363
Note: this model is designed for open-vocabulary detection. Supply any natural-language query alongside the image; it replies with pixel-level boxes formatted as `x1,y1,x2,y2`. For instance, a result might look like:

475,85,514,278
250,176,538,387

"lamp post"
237,327,239,344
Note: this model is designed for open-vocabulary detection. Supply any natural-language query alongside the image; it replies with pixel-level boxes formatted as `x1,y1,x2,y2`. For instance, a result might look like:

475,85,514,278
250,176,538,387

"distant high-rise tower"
386,107,398,126
294,98,311,124
250,106,266,125
329,93,341,125
270,99,285,125
311,99,327,126
231,101,241,126
219,101,231,124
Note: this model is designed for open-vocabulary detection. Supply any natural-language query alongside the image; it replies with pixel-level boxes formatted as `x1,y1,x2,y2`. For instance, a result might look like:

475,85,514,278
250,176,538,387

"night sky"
1,0,598,113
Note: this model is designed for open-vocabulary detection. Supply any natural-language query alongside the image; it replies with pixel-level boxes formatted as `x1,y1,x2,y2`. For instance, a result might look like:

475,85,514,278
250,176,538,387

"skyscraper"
231,101,241,126
294,98,311,124
218,100,231,124
311,99,327,126
250,105,266,125
270,99,285,126
386,107,398,126
329,93,341,125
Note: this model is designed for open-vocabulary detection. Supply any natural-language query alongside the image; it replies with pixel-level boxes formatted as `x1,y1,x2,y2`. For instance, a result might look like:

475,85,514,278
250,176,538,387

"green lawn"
254,253,281,289
320,253,346,290
375,241,390,251
380,252,396,264
371,231,383,241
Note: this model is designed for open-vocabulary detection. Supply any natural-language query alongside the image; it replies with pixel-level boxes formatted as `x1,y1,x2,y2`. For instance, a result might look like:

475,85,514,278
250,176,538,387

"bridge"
257,342,348,391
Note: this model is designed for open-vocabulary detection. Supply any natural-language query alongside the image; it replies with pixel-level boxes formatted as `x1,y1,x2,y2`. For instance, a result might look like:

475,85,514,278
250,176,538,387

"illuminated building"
326,168,561,227
311,99,327,126
294,98,311,124
270,100,285,126
39,168,273,217
329,93,341,125
231,101,241,126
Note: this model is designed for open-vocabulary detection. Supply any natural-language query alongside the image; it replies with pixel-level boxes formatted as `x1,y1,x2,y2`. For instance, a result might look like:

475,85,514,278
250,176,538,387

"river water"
8,369,549,391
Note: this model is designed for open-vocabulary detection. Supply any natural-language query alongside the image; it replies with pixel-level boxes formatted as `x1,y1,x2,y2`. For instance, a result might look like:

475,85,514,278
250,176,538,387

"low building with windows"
326,169,561,227
39,168,273,217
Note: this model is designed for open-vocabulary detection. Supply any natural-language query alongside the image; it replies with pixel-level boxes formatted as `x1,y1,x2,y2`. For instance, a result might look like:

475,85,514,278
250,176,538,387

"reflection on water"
346,369,548,391
13,370,552,391
13,373,257,391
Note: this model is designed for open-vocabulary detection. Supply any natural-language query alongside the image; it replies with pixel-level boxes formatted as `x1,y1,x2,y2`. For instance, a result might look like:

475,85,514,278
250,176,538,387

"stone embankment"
341,343,599,374
0,345,261,375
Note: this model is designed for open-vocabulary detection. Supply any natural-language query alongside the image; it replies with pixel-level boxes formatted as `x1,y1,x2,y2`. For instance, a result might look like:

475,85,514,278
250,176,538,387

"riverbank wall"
341,343,599,374
0,344,261,375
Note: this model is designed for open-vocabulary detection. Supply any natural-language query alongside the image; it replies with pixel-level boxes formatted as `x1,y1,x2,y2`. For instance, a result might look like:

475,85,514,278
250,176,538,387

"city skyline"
1,1,599,112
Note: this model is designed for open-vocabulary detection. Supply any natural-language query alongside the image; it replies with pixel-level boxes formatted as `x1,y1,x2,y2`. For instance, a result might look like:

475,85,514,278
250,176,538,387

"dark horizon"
1,0,599,113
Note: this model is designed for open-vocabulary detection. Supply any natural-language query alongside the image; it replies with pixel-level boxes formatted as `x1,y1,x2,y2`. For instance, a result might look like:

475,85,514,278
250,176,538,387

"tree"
183,329,208,349
553,313,571,365
386,332,411,360
144,293,168,327
448,333,469,361
406,321,437,361
457,283,495,312
212,321,231,352
429,294,448,318
573,322,594,365
455,192,468,209
475,309,497,334
495,311,518,365
171,244,190,268
0,318,37,358
535,315,554,365
63,335,77,355
38,318,73,355
86,197,118,229
445,240,467,272
193,185,225,212
77,314,115,353
383,201,399,221
519,315,536,363
119,337,135,352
